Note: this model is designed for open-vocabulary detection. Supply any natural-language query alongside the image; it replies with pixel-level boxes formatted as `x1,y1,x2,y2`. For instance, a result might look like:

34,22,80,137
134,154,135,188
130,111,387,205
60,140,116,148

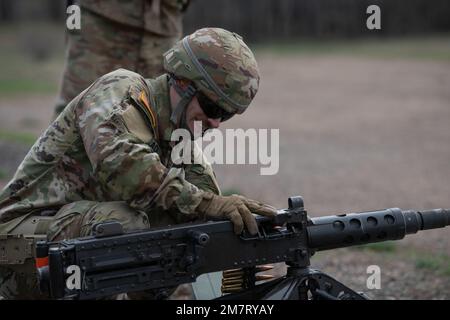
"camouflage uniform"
0,28,270,300
0,69,220,299
55,0,188,115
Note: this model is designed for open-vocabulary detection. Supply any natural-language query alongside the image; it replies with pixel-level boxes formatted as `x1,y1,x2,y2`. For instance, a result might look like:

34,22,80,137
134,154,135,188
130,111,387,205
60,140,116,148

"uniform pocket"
47,201,97,241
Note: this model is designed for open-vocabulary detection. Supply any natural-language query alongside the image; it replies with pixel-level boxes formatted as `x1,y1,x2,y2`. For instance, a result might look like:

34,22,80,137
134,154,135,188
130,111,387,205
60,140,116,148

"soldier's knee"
80,202,150,236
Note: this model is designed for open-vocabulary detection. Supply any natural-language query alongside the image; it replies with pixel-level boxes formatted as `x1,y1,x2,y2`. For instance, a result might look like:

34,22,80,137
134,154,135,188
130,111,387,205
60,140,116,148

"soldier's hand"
197,193,277,235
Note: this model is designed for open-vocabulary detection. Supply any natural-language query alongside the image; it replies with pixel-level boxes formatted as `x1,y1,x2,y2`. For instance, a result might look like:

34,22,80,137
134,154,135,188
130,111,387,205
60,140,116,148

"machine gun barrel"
307,208,450,251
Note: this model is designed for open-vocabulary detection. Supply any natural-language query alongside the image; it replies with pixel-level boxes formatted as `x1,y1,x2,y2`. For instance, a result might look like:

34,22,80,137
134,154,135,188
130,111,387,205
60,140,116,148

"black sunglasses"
196,91,234,122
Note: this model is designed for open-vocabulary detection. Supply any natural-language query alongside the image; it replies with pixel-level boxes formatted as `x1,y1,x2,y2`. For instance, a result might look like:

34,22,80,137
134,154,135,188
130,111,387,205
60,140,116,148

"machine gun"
35,196,450,300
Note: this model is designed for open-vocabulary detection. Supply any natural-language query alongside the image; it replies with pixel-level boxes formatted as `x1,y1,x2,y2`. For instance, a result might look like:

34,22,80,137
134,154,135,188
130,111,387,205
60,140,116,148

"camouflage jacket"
79,0,188,37
0,69,220,227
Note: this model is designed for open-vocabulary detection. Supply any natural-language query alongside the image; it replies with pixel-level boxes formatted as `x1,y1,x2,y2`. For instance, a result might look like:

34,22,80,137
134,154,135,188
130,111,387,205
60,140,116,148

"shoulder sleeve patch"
122,105,154,144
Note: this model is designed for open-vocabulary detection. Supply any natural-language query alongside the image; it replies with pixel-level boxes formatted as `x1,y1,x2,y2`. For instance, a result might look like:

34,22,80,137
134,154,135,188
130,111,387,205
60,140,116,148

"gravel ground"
0,54,449,300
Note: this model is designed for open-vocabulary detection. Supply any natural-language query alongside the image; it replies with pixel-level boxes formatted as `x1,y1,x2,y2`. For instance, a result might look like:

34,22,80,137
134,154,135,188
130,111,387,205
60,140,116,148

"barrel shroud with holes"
35,196,450,300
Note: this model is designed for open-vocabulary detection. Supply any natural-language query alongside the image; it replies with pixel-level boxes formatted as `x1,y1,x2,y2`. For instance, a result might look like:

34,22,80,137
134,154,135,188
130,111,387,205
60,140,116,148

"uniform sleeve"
75,72,206,219
183,142,221,196
184,164,220,195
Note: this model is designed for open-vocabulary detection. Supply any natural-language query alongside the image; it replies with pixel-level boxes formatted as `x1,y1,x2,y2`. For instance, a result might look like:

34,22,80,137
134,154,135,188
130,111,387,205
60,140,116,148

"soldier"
54,0,190,117
0,28,277,299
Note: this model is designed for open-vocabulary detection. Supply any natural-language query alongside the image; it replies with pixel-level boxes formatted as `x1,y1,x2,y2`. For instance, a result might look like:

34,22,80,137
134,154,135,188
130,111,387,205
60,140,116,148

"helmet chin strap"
168,76,196,134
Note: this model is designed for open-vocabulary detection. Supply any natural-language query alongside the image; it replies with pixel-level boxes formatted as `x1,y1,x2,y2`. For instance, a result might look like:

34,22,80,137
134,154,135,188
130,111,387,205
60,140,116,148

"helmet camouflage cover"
163,27,260,114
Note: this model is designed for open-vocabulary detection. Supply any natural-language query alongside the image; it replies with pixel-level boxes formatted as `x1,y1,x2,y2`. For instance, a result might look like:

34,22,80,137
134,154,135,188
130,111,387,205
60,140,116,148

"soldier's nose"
206,118,221,129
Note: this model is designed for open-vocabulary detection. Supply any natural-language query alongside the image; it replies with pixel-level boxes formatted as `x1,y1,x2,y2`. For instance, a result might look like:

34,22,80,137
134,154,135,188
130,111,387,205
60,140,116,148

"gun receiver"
35,196,449,300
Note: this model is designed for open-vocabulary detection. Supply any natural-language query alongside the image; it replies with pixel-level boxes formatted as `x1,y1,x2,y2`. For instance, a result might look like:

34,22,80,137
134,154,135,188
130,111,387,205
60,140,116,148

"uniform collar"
145,74,176,142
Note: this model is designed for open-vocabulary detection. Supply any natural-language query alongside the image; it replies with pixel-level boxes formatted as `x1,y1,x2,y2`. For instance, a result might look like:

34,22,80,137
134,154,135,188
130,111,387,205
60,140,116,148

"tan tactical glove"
197,193,277,235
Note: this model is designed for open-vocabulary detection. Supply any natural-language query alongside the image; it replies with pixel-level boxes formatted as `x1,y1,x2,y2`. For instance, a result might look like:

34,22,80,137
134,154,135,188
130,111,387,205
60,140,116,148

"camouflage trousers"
54,9,179,116
0,201,151,299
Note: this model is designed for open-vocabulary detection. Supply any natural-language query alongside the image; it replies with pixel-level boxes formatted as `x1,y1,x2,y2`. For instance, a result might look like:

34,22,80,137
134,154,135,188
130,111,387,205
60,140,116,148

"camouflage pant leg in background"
0,200,150,299
54,9,179,116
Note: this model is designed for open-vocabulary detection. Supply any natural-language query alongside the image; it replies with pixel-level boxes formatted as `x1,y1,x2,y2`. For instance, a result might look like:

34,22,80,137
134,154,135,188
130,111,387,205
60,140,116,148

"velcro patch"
122,105,154,144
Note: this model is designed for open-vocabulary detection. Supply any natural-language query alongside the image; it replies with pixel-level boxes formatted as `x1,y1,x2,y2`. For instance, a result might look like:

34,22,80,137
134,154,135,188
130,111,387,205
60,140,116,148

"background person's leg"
54,10,141,117
138,32,179,79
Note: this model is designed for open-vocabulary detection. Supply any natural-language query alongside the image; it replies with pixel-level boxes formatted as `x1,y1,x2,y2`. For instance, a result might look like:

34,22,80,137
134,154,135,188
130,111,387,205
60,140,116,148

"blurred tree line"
0,0,449,41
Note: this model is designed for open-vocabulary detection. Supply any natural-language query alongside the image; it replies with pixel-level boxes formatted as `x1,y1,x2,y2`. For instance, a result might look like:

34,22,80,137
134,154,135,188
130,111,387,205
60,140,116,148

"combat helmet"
163,27,260,124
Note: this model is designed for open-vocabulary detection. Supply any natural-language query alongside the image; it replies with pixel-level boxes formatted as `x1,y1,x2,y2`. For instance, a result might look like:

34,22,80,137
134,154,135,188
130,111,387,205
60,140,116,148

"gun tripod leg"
286,267,369,300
